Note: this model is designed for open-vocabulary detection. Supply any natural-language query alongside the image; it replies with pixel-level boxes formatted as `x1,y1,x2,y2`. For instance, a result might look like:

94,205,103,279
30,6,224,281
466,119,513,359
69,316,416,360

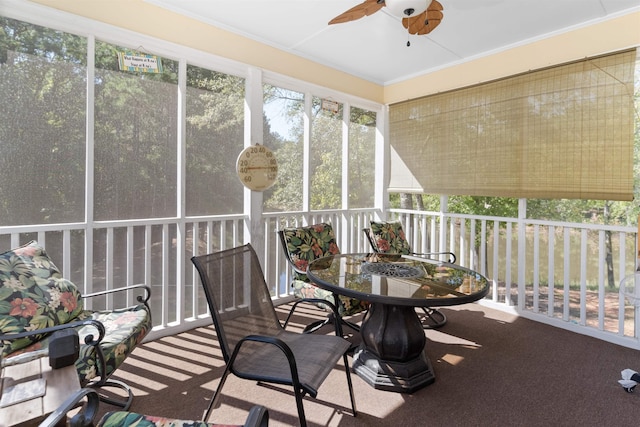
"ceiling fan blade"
403,0,444,35
329,0,385,25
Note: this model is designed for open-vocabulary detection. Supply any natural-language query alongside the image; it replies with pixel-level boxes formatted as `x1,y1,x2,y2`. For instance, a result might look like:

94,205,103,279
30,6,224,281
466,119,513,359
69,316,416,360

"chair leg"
283,299,324,330
328,294,361,335
204,365,232,421
294,387,307,427
283,298,353,335
303,313,360,337
419,307,447,329
340,317,360,333
88,378,134,410
342,353,357,417
301,316,333,333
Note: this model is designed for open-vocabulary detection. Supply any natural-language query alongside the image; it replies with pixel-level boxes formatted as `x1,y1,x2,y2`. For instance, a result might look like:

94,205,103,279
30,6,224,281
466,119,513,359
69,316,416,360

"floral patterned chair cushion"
42,387,268,427
280,223,367,317
0,241,152,387
368,221,412,254
367,221,457,264
97,412,241,427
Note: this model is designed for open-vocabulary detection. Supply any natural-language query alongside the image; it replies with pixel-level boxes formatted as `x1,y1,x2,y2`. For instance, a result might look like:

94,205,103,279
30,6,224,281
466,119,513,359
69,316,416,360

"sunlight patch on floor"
440,353,465,366
426,329,482,347
116,370,164,393
124,357,194,381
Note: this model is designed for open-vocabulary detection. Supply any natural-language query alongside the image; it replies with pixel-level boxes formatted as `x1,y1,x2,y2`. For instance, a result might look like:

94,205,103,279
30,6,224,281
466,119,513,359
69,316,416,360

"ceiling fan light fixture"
385,0,429,17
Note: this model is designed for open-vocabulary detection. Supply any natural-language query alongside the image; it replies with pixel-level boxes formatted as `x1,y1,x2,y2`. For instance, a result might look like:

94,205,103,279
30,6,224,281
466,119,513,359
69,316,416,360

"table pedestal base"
351,303,436,393
352,347,435,393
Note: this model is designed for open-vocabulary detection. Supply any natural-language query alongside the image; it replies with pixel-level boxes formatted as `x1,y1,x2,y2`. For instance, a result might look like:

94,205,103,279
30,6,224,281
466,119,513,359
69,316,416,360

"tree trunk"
399,193,414,223
400,193,414,210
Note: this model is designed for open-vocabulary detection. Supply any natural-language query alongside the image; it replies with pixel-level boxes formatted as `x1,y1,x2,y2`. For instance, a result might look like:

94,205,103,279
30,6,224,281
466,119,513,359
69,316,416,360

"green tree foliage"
262,86,377,212
0,16,251,224
0,17,86,225
348,107,376,208
185,65,246,215
93,40,179,220
262,85,304,212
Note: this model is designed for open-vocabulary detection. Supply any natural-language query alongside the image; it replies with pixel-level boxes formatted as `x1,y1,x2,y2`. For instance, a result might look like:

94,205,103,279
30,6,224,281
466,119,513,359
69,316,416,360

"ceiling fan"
329,0,444,36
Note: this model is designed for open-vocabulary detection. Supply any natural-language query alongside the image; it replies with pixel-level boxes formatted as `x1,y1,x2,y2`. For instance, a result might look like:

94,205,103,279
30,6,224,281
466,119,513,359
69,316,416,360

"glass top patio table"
307,253,490,394
307,253,489,308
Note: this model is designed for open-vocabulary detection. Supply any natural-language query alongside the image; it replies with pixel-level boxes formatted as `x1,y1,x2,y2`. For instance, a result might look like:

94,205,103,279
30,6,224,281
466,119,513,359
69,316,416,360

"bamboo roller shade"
389,49,637,201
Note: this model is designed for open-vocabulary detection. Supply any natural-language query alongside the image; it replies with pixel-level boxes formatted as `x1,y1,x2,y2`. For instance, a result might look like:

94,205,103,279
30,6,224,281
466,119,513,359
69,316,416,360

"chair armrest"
296,297,339,313
0,318,105,363
82,284,151,305
411,251,457,264
231,334,301,383
38,387,100,427
244,405,269,427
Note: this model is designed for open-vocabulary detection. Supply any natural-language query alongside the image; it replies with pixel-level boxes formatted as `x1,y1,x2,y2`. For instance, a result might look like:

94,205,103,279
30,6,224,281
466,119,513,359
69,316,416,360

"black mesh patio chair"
278,223,367,334
191,244,357,427
364,220,456,329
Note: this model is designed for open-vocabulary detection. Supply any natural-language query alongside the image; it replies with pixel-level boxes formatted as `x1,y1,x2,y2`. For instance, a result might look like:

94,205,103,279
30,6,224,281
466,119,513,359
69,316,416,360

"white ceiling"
147,0,640,85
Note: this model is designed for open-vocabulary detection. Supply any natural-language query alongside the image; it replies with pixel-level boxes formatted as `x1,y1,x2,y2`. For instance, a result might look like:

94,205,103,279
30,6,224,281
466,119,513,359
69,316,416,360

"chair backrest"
278,223,341,282
366,221,412,255
191,244,283,363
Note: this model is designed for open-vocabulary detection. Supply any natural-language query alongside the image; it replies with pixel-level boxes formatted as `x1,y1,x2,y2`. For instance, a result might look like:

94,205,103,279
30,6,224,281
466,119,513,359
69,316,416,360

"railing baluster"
618,232,627,335
598,230,606,330
106,227,114,309
563,227,570,322
493,220,500,302
580,229,588,326
505,222,512,306
533,224,540,313
548,225,555,317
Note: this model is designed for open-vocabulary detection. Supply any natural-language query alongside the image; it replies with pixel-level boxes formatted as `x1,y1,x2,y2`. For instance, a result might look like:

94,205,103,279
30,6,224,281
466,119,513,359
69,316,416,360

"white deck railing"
1,208,638,349
385,209,640,349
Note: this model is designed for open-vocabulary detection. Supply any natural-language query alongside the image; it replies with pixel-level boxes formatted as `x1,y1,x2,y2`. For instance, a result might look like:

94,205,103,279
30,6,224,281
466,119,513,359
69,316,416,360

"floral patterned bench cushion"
369,221,412,254
75,305,152,383
281,223,367,316
98,411,241,427
1,241,152,384
0,240,84,355
4,300,152,384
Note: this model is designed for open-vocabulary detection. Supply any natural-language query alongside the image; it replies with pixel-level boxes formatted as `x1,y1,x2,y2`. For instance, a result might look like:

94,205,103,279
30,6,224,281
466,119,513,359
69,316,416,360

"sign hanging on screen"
117,52,163,74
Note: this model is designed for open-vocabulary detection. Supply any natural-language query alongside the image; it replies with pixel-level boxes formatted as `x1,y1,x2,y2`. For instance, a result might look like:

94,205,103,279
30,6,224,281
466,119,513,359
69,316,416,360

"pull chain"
404,8,414,47
406,18,429,47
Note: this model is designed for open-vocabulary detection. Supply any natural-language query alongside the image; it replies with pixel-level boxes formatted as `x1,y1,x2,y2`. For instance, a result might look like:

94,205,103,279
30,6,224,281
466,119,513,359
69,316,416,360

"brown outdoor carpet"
100,303,640,426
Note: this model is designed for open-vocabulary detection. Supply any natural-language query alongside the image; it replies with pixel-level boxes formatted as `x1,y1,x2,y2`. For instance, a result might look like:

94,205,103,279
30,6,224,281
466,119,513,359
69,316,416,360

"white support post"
375,105,389,221
244,68,266,264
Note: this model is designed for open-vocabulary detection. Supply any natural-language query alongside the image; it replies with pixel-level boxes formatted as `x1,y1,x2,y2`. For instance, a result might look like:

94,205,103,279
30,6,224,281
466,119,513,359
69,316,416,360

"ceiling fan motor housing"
385,0,429,18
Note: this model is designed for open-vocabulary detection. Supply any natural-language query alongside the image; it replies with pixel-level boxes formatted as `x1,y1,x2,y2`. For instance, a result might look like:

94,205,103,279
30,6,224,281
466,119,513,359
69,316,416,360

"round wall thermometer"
236,144,278,191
